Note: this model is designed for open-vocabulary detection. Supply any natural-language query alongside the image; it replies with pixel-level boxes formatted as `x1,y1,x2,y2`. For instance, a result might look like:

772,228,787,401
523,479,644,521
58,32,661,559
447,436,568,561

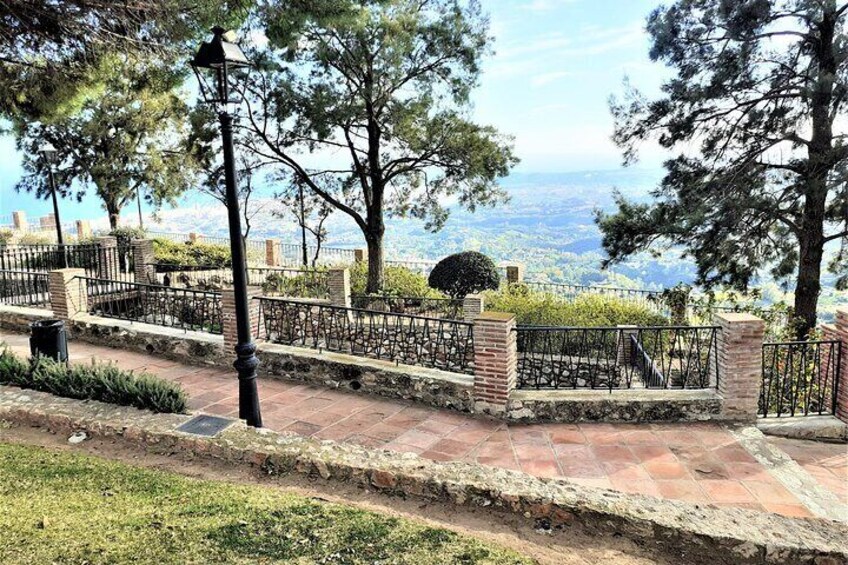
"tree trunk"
365,229,384,294
106,200,120,230
793,188,827,339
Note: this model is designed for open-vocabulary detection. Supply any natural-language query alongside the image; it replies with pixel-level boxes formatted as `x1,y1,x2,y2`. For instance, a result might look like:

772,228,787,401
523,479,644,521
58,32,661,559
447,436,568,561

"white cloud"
525,0,581,13
530,71,572,88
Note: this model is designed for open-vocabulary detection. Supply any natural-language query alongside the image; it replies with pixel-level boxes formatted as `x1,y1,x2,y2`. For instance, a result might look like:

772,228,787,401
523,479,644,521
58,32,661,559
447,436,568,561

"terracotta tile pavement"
1,331,843,520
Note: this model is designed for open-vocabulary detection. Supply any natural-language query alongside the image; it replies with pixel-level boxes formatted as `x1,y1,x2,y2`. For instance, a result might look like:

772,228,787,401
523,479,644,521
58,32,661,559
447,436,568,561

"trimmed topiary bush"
428,251,500,298
0,346,187,414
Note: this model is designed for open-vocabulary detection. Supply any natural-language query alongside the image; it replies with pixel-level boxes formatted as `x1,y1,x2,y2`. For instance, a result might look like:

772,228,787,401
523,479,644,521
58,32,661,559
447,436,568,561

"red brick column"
462,294,485,322
714,312,765,422
504,264,524,284
473,312,517,412
221,288,261,353
94,236,118,280
49,268,87,320
821,307,848,424
265,239,280,267
75,220,92,240
328,268,351,308
12,211,27,231
131,239,155,284
354,248,366,263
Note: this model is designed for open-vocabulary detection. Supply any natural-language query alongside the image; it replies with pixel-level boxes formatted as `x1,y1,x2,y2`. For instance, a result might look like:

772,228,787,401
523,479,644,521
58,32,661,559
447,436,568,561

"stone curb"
0,386,845,564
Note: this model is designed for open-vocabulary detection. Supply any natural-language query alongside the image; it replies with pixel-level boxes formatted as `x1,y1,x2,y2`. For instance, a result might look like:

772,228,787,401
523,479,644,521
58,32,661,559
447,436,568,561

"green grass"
0,443,533,564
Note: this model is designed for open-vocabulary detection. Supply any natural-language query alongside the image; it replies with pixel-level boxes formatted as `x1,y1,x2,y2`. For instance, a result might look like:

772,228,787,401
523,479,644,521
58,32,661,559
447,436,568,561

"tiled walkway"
2,331,846,519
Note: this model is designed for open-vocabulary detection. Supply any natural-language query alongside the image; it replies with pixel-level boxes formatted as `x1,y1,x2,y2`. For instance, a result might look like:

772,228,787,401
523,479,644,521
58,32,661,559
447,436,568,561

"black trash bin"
30,319,68,363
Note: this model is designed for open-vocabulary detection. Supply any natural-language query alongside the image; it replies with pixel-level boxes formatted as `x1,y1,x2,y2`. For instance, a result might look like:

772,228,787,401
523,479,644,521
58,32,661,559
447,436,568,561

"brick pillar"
40,214,56,228
12,211,26,231
473,312,517,412
94,236,118,280
328,268,351,308
189,232,200,244
354,248,366,263
131,239,155,284
221,288,261,353
75,220,92,240
821,307,848,424
616,325,638,366
505,264,524,284
49,268,87,320
265,239,280,267
715,312,765,422
463,293,485,322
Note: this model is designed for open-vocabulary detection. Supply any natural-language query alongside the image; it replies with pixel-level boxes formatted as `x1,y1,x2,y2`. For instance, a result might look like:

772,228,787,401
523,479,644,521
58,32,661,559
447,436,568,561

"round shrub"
428,251,500,298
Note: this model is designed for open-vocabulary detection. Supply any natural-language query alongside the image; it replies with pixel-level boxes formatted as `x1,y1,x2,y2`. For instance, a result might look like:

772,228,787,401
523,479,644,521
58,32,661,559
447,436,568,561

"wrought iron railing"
0,243,131,280
514,325,719,391
350,294,463,319
761,340,841,417
148,231,191,243
275,242,356,267
384,259,439,276
256,297,474,374
154,264,330,298
79,276,222,334
523,281,666,312
0,269,50,308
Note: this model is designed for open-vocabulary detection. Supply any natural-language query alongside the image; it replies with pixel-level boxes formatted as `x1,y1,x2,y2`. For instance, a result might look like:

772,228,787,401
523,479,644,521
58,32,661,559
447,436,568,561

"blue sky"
0,0,670,222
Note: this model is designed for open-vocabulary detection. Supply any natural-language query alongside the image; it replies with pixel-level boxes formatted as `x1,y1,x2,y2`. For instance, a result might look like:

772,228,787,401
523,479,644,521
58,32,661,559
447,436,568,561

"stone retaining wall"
1,305,729,423
0,386,845,565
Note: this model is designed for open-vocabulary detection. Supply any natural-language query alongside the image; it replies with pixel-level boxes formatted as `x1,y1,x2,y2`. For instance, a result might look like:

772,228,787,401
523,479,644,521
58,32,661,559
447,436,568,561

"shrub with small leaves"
0,346,187,414
428,251,500,298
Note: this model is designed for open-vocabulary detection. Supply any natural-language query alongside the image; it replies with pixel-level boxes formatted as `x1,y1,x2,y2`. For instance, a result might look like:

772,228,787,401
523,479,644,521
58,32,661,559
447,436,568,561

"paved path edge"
0,385,845,565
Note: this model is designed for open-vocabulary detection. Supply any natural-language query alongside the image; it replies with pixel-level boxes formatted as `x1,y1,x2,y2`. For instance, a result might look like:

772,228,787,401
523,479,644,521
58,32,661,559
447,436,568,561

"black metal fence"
0,269,50,308
275,242,356,267
0,243,131,281
155,264,330,298
760,340,842,417
350,295,463,319
515,325,719,391
81,276,222,334
256,297,475,374
523,281,667,312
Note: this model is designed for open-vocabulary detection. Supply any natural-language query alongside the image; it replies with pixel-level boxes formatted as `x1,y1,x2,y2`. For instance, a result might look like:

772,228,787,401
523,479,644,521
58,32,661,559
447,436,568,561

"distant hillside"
144,168,845,317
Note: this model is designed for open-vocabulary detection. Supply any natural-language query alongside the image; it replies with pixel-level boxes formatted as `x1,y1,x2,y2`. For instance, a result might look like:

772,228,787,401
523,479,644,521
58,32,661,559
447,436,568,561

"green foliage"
349,262,439,298
244,0,517,291
110,226,147,249
153,239,232,268
428,251,500,298
261,269,329,299
602,1,848,336
0,443,531,564
14,55,199,229
484,284,668,327
0,346,187,413
0,229,13,245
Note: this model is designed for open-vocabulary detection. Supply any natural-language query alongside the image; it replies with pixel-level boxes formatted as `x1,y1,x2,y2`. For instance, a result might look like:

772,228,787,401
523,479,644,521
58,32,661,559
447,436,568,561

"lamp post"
299,182,308,267
190,27,262,427
39,142,64,247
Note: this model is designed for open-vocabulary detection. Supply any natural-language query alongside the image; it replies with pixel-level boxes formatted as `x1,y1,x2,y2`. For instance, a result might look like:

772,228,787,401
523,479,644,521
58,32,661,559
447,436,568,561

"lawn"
0,443,532,564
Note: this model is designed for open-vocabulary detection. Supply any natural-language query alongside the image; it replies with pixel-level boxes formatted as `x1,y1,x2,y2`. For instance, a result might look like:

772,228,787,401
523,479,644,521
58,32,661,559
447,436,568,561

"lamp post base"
235,341,262,427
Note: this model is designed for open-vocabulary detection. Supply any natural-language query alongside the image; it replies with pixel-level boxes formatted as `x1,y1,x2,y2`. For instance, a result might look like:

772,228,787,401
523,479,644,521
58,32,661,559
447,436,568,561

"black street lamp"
191,27,262,427
299,182,308,267
39,142,64,247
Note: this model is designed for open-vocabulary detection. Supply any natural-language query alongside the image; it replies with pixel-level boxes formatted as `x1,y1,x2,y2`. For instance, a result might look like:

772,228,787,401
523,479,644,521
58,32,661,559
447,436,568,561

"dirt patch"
0,422,693,565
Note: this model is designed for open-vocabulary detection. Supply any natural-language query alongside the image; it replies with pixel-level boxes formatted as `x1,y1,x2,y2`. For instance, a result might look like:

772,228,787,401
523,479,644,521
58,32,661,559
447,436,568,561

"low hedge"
0,346,187,414
153,239,232,269
349,262,442,298
483,283,669,327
